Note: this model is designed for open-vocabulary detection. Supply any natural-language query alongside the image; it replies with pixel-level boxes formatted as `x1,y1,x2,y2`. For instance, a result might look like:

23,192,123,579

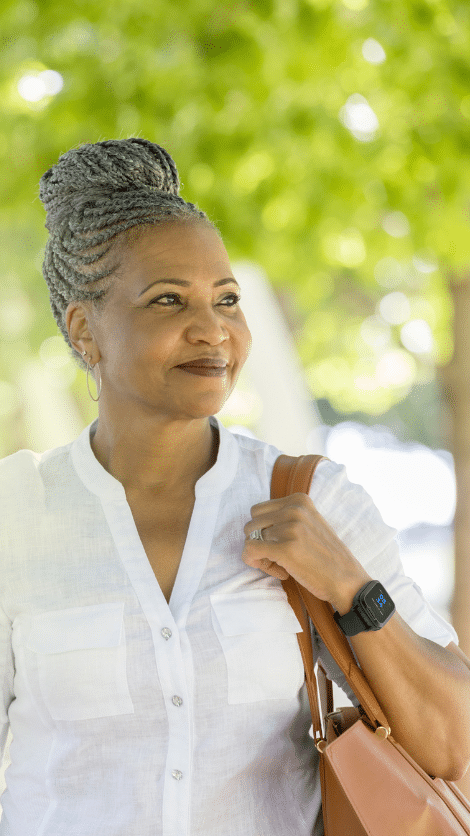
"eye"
148,293,182,306
147,292,241,307
219,293,241,307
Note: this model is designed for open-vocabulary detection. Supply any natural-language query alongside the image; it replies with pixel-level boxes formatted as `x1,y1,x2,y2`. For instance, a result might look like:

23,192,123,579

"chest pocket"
24,602,134,721
210,588,305,704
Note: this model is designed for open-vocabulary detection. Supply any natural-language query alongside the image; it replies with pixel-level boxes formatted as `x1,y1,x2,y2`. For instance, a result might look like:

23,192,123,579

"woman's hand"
243,494,470,780
242,493,371,614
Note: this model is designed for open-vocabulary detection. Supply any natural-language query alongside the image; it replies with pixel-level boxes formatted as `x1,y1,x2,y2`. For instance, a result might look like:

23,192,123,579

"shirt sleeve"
0,603,14,759
307,458,459,707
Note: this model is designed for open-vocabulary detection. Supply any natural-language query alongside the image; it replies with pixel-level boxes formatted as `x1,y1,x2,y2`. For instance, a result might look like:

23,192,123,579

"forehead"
116,220,229,278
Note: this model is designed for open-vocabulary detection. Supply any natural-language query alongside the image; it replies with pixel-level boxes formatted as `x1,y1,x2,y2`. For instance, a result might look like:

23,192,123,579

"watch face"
363,583,395,623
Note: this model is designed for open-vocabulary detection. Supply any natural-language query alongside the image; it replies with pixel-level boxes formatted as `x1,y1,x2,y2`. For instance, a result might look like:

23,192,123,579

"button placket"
158,621,188,809
155,492,223,834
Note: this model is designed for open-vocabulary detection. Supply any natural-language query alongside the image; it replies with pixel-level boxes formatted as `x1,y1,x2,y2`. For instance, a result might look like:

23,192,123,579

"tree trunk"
441,276,470,799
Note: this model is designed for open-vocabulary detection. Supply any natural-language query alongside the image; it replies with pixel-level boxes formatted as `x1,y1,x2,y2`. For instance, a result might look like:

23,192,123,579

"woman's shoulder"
0,448,45,504
308,457,399,559
227,429,385,524
229,430,397,555
0,442,69,500
228,427,284,459
0,434,75,477
0,447,41,479
227,429,389,520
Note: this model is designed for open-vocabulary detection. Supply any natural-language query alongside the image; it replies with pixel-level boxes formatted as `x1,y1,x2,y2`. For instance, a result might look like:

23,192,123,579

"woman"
0,137,469,836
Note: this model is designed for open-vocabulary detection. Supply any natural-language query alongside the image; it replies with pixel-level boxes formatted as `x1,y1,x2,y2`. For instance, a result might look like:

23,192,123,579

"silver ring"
249,528,265,542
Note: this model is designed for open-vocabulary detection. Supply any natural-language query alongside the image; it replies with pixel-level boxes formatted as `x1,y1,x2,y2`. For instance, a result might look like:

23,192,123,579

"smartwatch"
333,581,396,636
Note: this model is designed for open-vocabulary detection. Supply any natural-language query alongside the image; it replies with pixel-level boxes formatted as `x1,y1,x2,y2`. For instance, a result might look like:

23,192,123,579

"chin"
175,399,227,421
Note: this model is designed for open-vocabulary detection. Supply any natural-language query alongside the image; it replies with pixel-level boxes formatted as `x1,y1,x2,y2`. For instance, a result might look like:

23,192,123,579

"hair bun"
39,138,181,230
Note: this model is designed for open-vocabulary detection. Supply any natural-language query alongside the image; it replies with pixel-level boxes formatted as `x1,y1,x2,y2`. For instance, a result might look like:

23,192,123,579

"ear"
65,302,95,357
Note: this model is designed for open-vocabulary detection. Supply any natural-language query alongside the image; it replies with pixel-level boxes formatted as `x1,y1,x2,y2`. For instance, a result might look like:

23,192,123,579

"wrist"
331,571,373,616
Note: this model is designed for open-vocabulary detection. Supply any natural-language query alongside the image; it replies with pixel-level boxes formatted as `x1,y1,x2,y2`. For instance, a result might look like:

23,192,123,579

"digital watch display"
334,581,396,636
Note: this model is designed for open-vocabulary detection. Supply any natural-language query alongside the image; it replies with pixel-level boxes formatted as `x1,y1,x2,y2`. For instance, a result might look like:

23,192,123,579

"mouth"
176,357,229,377
176,363,228,378
177,358,228,368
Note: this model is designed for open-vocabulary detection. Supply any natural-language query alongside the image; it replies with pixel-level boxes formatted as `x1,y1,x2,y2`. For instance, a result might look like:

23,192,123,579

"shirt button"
171,770,183,781
172,695,183,707
161,627,172,640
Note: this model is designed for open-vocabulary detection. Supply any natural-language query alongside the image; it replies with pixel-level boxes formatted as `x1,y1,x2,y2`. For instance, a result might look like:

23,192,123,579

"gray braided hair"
39,138,211,371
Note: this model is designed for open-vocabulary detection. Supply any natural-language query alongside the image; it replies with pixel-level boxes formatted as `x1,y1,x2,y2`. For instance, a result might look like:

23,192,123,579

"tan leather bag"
271,453,470,836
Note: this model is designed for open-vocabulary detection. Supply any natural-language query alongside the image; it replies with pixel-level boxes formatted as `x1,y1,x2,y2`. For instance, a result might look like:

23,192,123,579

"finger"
261,560,289,580
250,494,312,517
244,516,279,539
245,497,310,539
242,537,288,572
249,498,287,516
248,555,289,581
245,525,283,545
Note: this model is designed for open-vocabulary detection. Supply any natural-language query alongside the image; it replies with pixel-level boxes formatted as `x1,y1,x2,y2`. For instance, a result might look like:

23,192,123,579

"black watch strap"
333,607,371,636
333,580,396,636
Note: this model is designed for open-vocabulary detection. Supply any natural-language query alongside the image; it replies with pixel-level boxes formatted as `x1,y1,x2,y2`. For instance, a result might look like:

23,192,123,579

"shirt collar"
70,415,239,500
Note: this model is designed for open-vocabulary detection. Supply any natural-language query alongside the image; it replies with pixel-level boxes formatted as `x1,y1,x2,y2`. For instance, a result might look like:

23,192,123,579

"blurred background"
1,0,470,798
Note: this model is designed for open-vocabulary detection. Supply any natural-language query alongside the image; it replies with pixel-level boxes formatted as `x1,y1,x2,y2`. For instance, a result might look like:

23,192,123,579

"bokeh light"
17,70,63,102
362,38,386,64
378,292,411,325
400,319,434,355
375,349,416,387
381,211,410,238
339,94,379,142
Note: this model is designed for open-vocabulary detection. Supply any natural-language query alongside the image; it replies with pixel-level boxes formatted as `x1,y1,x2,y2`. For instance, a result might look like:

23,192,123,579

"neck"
90,410,219,499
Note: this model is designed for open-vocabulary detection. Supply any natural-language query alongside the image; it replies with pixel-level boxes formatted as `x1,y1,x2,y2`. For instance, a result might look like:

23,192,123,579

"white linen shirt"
0,415,458,836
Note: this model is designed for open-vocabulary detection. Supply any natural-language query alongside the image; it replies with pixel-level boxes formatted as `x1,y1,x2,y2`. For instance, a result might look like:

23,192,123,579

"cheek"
129,317,175,360
238,322,253,365
102,319,168,380
244,329,253,360
232,314,252,362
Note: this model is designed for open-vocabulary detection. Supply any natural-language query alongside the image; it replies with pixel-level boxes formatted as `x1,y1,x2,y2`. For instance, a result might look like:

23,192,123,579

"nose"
185,306,229,344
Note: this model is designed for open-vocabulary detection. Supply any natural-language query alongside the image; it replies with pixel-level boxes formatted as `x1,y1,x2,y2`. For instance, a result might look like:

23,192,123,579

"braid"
39,138,209,371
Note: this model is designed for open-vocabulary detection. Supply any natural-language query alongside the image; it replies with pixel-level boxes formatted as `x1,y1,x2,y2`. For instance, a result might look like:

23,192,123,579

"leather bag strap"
272,454,391,732
270,454,327,743
281,563,324,742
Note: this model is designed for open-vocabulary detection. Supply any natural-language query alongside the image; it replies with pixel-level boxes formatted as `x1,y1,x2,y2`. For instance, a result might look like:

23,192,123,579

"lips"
177,358,228,369
176,357,228,377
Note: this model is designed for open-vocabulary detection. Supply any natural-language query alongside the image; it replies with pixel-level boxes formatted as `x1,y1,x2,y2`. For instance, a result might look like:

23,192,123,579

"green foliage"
0,0,469,448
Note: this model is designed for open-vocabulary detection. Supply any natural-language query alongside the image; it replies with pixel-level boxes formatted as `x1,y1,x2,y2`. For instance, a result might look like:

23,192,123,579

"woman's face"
69,220,252,421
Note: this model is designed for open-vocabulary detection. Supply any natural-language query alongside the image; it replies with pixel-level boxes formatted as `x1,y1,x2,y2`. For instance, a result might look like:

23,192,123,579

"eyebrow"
138,277,240,297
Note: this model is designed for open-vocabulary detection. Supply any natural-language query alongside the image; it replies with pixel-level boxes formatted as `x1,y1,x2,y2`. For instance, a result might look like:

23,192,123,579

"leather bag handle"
272,454,391,732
